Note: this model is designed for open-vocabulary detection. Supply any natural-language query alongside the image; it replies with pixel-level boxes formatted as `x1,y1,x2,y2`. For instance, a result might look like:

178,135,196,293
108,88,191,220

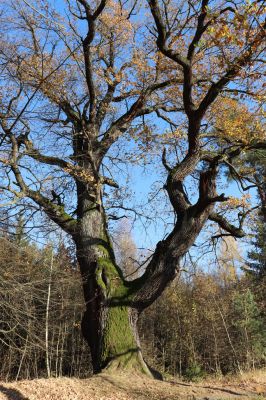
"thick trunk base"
82,304,152,377
103,307,152,376
104,350,152,377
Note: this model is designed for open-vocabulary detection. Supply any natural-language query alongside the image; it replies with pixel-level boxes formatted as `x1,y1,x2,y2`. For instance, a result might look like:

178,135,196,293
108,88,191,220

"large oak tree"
0,0,265,374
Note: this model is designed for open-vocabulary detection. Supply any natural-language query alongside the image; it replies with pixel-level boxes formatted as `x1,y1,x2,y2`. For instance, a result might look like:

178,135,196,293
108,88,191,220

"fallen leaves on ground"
0,369,265,400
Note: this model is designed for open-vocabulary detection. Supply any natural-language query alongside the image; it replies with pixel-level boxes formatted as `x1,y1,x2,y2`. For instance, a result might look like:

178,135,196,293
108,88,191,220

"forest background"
0,205,265,381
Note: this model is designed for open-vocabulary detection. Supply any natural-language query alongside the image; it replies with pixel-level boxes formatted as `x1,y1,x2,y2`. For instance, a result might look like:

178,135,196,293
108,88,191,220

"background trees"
247,150,266,279
0,234,90,380
140,267,266,378
1,229,265,381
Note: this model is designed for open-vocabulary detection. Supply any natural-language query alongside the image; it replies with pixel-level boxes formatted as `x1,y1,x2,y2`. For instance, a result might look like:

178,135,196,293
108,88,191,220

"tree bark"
76,238,152,374
74,180,151,374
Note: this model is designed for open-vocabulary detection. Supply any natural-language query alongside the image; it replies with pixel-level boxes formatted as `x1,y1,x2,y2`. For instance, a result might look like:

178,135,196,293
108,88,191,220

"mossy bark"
100,303,151,374
75,183,151,375
78,248,151,374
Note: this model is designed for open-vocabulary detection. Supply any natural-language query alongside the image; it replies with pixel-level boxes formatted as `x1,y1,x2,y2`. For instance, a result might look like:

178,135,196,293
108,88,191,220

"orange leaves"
99,0,134,44
19,52,70,103
199,1,265,77
207,24,244,47
206,0,264,46
129,49,154,83
219,194,251,212
63,165,96,186
210,98,265,145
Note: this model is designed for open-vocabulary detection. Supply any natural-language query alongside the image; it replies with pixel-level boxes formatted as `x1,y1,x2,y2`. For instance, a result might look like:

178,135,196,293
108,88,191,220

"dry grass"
0,370,265,400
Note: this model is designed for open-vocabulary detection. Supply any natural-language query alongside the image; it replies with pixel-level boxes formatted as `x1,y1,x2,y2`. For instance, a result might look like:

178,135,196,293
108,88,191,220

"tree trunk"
74,170,216,375
76,238,151,374
75,183,151,375
81,293,150,374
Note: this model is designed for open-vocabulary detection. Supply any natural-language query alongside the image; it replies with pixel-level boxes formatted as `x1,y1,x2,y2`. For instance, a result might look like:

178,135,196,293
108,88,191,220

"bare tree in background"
112,219,139,280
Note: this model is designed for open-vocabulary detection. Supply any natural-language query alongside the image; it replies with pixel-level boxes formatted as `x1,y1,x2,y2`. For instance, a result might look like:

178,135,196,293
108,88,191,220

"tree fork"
77,242,152,374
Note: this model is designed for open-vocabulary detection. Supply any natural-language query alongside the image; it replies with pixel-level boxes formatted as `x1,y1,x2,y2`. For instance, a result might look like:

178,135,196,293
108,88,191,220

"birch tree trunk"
45,250,53,378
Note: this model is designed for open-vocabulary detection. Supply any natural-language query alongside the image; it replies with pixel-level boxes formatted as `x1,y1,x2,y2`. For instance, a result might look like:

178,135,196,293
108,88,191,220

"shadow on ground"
95,374,180,399
96,374,254,400
0,385,28,400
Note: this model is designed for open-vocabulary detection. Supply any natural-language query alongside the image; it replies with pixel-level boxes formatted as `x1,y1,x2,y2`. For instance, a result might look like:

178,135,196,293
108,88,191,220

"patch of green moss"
97,256,130,298
97,244,111,259
101,305,137,366
100,304,152,375
95,263,107,294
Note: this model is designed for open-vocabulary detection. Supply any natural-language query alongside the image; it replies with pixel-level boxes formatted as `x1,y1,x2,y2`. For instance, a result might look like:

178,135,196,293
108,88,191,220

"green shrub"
184,363,205,382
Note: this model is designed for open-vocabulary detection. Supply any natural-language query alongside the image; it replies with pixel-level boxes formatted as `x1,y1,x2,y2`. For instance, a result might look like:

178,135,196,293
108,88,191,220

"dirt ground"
0,370,265,400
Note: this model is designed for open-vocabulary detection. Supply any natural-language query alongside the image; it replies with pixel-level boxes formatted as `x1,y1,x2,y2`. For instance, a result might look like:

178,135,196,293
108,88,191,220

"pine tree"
247,150,266,279
232,289,266,369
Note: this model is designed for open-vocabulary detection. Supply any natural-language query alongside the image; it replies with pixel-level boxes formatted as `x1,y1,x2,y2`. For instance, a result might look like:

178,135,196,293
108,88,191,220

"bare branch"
209,212,245,238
